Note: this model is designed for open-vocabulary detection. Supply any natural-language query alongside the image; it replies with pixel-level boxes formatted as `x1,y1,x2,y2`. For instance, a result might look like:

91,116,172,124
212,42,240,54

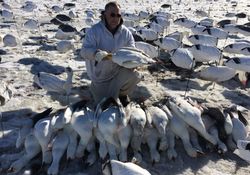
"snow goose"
169,48,195,70
235,25,250,36
165,96,217,145
187,34,218,47
149,15,170,28
225,106,248,145
145,21,164,34
223,42,250,54
224,56,250,72
154,37,181,51
128,103,147,163
240,47,250,55
94,97,130,160
135,41,158,58
173,17,197,28
33,67,73,103
144,106,169,162
3,34,17,47
197,66,236,82
21,1,37,12
16,108,53,148
111,47,154,69
188,44,222,63
70,102,95,158
199,18,214,27
102,159,151,175
47,130,69,175
137,28,158,41
9,133,41,173
202,27,229,39
162,105,199,157
216,19,236,28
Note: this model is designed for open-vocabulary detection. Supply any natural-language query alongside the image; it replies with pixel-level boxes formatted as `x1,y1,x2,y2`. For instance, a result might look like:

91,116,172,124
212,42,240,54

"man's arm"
80,29,97,60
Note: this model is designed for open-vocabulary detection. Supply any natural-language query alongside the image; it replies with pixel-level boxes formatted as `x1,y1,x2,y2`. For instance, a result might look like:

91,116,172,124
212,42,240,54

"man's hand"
95,50,112,62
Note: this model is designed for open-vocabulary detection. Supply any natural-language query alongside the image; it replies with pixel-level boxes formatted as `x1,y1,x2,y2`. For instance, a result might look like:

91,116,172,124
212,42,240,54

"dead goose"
224,56,250,73
9,133,41,173
94,97,130,160
162,105,199,157
137,28,158,41
165,96,217,145
111,47,154,69
102,159,151,175
173,17,197,28
128,103,147,163
33,67,73,102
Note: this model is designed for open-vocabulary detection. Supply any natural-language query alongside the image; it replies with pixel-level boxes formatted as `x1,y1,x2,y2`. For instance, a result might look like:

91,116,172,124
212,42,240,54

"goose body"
71,107,94,158
9,133,41,173
198,66,236,82
224,56,250,72
154,37,181,51
223,42,250,54
33,67,73,95
0,9,13,19
135,41,158,58
129,103,146,162
170,48,195,70
166,96,217,145
163,105,198,157
47,130,69,175
112,47,154,68
137,28,158,41
103,159,151,175
202,27,229,39
174,17,197,28
240,47,250,55
235,25,250,36
187,34,218,46
188,44,221,62
94,97,129,160
146,22,164,34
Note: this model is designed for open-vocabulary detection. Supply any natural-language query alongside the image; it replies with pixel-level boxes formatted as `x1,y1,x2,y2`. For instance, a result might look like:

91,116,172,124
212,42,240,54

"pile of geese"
5,94,249,175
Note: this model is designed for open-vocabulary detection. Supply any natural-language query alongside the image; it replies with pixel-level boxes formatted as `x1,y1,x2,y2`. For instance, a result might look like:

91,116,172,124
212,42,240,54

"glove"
95,50,112,62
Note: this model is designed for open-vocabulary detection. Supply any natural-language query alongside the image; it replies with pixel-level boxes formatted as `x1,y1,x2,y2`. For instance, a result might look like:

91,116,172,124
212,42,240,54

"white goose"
169,48,195,70
224,56,250,72
143,106,169,162
94,97,130,160
111,47,154,69
128,103,147,163
187,34,218,47
33,67,73,102
137,28,158,41
9,134,41,173
166,96,217,145
223,42,250,54
102,159,151,175
154,37,181,51
173,17,197,28
162,105,199,157
188,44,222,62
135,41,158,58
197,66,236,82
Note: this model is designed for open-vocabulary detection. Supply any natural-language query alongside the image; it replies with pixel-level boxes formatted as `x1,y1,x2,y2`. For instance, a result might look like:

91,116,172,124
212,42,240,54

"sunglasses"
110,13,121,18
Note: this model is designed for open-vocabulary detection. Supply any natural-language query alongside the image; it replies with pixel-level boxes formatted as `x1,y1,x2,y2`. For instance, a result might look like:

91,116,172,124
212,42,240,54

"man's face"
104,5,121,30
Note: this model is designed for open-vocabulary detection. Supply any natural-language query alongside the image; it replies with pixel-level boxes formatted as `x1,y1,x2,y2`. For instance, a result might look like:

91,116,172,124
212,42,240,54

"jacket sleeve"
80,29,97,60
126,29,135,48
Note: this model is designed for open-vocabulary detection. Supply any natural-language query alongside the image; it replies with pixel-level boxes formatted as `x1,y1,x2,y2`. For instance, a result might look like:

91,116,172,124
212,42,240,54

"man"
80,1,141,106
